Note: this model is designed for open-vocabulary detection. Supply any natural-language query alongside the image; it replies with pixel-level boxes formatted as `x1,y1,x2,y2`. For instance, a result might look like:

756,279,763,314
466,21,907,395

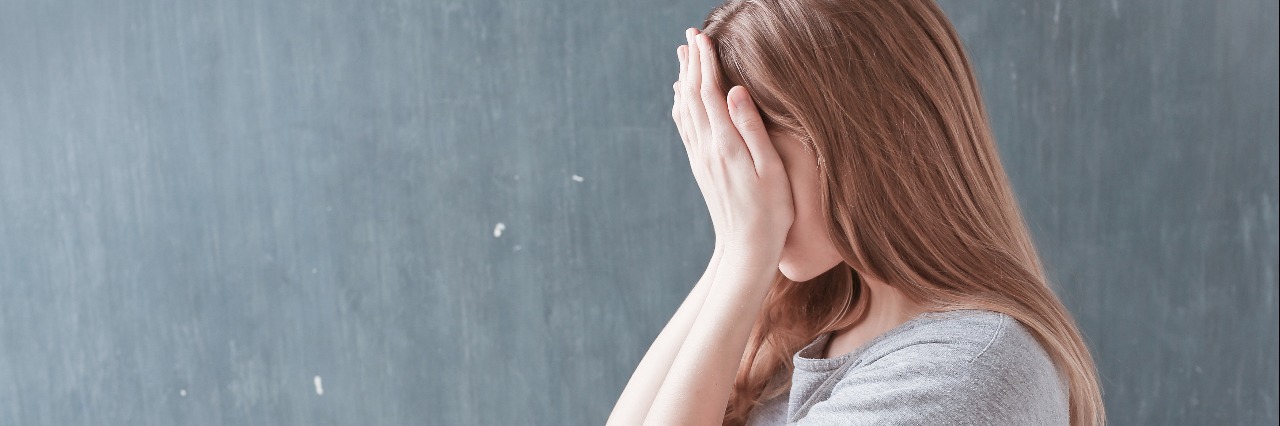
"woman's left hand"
673,30,795,267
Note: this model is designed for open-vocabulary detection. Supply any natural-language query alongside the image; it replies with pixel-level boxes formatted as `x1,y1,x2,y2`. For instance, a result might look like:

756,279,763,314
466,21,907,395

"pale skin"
607,28,928,425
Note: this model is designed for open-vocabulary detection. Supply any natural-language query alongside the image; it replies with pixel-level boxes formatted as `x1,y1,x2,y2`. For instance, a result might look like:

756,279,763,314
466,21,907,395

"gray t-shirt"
744,309,1069,425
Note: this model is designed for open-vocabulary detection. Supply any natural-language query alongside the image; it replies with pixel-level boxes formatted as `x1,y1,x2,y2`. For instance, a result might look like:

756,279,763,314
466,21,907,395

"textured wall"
0,0,1275,424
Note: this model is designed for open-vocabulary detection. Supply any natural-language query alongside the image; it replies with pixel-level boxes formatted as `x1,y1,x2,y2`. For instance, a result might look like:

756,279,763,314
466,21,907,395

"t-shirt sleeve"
795,315,1070,425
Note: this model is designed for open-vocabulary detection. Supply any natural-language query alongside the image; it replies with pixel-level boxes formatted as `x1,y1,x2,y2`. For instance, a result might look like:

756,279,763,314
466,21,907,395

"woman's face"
771,131,845,282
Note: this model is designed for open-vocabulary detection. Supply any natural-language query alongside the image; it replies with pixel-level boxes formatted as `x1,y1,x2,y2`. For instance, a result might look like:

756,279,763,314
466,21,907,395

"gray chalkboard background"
1,0,1276,424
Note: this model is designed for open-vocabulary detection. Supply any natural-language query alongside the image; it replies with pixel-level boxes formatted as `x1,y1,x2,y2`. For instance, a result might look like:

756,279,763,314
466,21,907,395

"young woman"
608,0,1105,425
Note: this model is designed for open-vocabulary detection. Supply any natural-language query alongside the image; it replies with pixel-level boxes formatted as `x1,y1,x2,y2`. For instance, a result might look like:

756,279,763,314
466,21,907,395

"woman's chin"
778,259,822,282
779,250,845,282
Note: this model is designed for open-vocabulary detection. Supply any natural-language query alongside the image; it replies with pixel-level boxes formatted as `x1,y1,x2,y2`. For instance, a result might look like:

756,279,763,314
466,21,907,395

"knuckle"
708,122,727,140
683,83,699,99
758,160,782,175
700,139,718,156
700,85,717,100
735,116,765,134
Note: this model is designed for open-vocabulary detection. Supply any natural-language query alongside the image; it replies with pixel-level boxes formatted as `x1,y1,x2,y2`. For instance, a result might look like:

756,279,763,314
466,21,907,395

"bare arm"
609,27,731,426
641,30,793,424
643,255,776,425
607,245,723,426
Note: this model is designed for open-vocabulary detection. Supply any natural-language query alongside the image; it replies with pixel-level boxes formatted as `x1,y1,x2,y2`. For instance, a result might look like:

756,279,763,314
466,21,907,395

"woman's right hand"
671,28,794,263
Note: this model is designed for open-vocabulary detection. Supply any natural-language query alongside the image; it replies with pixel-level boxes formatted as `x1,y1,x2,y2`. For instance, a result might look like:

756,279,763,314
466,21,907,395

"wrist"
717,248,781,281
721,236,782,264
698,243,726,283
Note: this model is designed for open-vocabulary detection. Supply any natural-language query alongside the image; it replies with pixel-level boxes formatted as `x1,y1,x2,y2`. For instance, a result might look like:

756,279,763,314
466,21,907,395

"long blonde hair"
700,1,1106,424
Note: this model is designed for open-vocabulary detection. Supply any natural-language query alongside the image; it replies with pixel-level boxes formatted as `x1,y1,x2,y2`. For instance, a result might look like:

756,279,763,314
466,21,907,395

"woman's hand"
643,31,794,424
672,29,794,266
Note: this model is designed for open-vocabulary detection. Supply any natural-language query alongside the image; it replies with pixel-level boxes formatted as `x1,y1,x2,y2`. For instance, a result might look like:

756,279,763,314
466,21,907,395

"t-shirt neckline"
793,309,974,371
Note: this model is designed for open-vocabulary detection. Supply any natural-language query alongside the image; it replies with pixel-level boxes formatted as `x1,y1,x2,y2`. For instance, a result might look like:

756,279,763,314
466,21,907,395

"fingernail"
730,87,747,109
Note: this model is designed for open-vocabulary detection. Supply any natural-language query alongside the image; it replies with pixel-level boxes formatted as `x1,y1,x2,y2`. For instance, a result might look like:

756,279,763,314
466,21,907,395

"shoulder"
798,310,1070,425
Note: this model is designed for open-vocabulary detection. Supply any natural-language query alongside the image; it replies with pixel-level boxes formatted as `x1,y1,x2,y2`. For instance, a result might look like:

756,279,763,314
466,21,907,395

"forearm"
642,26,792,424
607,246,725,426
643,256,777,425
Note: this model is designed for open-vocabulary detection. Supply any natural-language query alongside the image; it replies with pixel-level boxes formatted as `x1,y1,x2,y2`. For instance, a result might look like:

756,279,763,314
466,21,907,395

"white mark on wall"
493,223,506,238
180,389,187,397
571,174,585,182
513,244,522,252
314,375,324,395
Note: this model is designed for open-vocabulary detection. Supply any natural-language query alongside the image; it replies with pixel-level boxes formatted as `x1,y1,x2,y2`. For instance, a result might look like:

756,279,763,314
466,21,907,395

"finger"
677,45,688,83
683,28,708,140
697,33,738,144
675,45,690,145
697,33,748,162
727,86,782,177
673,82,690,146
680,81,697,150
675,81,686,124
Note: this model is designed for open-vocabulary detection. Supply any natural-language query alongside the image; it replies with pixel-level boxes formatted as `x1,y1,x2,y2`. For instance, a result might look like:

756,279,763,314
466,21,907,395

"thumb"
727,86,782,177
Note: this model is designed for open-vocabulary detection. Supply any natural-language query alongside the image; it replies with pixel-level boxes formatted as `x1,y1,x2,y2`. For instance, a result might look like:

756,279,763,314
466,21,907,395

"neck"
847,272,929,333
820,270,932,359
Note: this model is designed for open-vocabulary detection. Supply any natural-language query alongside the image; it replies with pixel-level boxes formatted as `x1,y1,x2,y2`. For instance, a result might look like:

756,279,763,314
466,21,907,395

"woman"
608,0,1105,425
